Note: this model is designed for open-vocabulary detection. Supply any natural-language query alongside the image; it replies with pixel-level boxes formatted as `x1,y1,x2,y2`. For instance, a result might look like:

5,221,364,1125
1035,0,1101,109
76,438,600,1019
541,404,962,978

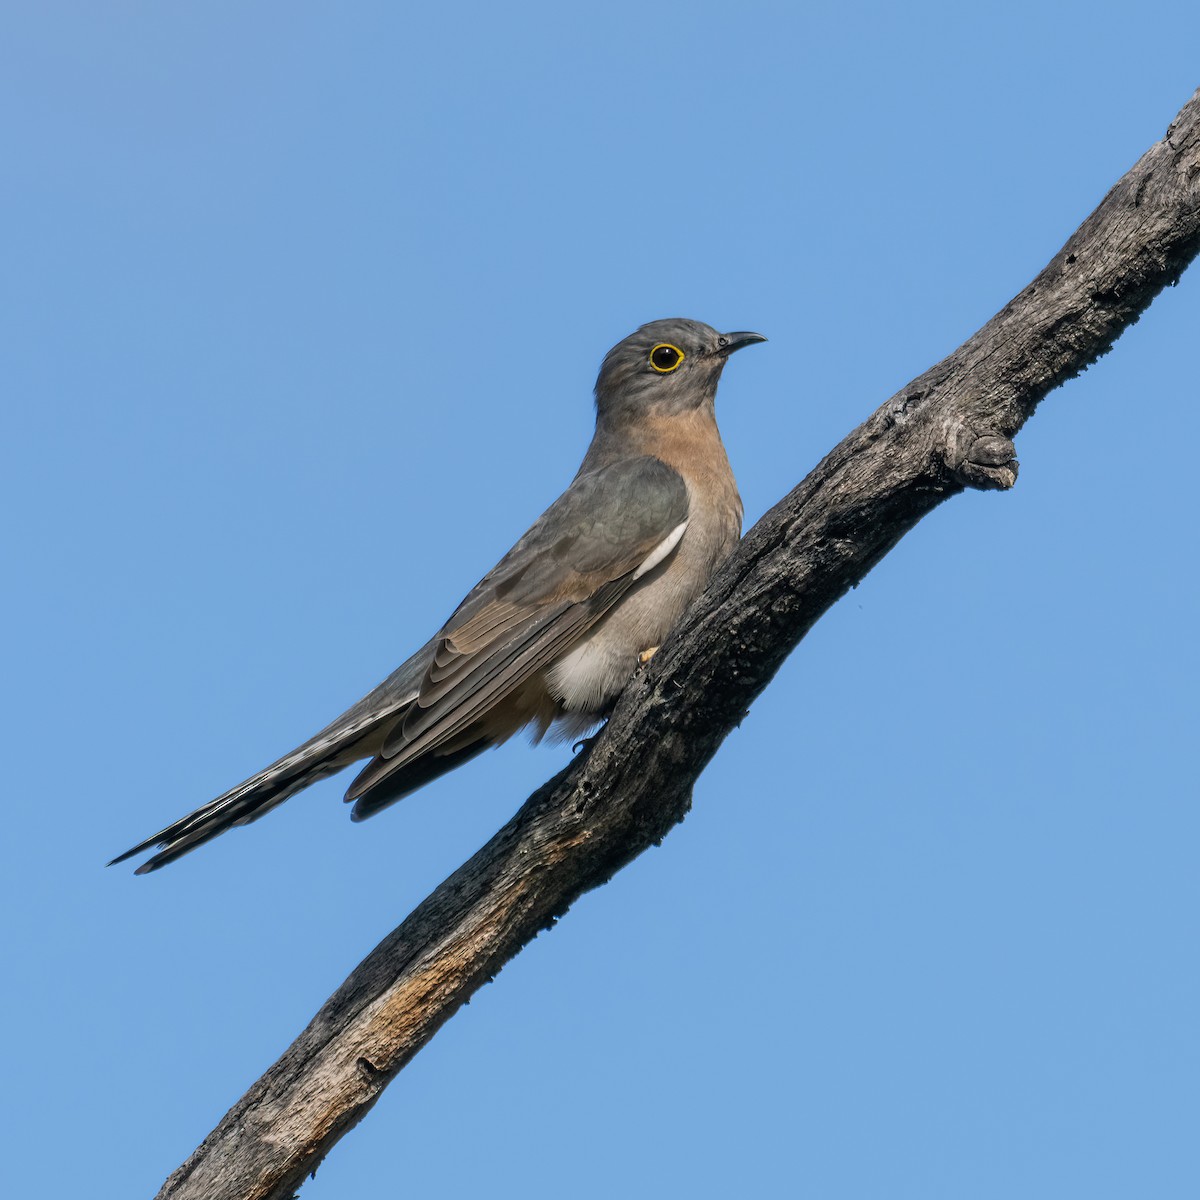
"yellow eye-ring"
649,343,685,373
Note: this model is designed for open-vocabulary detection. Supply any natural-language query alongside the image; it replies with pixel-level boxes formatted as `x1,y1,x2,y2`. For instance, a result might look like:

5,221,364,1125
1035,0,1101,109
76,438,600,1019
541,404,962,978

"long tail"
109,725,368,874
110,643,437,873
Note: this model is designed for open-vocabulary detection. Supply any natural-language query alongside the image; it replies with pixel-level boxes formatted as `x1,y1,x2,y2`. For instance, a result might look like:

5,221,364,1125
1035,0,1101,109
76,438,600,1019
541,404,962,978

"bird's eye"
649,343,684,373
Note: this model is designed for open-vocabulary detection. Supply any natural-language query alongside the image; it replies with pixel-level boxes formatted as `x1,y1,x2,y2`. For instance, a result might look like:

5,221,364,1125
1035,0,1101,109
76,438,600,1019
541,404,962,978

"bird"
111,318,766,873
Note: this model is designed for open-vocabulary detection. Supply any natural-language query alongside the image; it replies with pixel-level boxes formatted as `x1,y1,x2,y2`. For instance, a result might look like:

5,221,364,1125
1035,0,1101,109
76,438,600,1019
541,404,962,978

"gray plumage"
112,318,765,873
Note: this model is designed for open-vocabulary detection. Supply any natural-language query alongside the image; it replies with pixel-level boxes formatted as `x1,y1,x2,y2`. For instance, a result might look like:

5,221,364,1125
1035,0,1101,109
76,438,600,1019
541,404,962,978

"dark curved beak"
717,331,767,356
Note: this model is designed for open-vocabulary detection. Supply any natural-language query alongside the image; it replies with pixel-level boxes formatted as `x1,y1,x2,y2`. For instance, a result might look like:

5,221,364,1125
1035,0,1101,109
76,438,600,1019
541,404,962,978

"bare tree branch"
156,88,1200,1200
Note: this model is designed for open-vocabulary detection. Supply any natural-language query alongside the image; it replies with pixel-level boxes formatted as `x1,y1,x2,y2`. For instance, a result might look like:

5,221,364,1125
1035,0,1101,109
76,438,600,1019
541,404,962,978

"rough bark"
156,89,1200,1200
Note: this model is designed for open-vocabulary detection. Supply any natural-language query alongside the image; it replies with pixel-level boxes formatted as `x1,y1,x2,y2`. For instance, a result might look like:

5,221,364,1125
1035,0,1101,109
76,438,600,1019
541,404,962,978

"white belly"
546,511,734,715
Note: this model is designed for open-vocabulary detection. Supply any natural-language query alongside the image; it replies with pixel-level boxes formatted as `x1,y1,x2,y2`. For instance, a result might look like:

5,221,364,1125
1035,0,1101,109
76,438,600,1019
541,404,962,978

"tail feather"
109,745,352,874
111,642,438,872
109,705,409,873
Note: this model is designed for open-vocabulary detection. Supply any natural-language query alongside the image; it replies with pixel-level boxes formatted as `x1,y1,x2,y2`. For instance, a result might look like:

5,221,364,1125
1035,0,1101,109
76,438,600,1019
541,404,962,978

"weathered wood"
157,89,1200,1200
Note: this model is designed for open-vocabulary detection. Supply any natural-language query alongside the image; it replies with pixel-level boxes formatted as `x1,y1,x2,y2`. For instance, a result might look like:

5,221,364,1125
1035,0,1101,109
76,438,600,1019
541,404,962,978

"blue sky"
4,3,1198,1197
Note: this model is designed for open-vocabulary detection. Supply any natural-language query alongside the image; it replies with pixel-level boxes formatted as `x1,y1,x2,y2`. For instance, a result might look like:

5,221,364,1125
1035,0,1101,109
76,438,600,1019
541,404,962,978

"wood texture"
156,89,1200,1200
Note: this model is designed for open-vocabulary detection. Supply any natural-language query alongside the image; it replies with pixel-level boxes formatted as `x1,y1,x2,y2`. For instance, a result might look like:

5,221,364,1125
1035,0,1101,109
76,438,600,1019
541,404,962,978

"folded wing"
345,454,689,812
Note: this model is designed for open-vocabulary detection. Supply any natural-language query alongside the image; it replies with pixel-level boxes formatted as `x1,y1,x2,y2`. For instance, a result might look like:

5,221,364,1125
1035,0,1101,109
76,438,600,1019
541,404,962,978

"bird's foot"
638,645,660,666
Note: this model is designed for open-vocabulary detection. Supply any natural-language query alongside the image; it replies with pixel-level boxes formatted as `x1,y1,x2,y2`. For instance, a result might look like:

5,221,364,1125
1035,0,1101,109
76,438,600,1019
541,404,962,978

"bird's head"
593,318,766,424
